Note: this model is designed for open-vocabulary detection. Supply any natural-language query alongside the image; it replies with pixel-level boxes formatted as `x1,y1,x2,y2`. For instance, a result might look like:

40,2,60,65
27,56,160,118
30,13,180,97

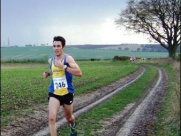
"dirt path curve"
1,66,145,136
93,67,168,136
116,68,167,136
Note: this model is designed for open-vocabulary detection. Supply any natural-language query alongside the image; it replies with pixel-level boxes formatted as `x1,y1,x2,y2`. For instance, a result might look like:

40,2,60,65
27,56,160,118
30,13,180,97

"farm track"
116,68,168,136
1,66,168,136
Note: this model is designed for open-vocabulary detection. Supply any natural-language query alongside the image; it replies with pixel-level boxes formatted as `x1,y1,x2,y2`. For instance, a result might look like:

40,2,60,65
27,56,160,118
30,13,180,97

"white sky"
2,0,152,46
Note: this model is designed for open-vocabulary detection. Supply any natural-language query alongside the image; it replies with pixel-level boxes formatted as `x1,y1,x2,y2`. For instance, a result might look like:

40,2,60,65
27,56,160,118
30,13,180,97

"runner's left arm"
66,56,82,77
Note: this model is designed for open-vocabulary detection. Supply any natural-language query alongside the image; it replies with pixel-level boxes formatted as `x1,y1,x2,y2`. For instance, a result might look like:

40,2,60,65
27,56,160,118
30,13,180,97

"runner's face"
53,41,64,56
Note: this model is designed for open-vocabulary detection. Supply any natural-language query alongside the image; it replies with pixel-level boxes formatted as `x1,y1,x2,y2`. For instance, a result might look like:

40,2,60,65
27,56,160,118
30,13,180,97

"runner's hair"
53,36,66,47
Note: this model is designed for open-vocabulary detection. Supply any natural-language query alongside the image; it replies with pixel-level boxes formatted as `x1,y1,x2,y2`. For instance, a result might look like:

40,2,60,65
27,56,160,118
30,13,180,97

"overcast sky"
2,0,151,46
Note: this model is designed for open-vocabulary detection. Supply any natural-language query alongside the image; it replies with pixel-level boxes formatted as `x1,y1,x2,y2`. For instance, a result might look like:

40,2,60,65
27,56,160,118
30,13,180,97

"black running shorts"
48,92,74,105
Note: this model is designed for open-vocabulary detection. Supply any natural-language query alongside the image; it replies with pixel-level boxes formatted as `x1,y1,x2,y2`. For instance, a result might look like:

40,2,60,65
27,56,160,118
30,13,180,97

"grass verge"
150,60,180,136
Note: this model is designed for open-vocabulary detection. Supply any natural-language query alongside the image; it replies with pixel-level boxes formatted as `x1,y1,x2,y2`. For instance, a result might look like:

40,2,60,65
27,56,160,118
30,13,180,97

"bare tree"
116,0,180,59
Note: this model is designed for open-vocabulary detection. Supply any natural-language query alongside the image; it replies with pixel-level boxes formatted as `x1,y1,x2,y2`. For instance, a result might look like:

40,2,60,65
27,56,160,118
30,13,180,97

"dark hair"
53,36,66,47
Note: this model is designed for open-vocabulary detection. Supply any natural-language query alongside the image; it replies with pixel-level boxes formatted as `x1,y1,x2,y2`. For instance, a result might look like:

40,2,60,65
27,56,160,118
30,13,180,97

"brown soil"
1,66,168,136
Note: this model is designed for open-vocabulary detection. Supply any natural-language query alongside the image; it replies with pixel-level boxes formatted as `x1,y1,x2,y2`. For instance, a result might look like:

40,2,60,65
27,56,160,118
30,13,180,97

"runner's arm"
43,58,53,78
66,56,82,77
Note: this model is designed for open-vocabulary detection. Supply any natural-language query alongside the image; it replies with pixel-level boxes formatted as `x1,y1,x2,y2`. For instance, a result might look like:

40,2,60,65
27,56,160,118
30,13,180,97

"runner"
130,55,133,62
130,55,136,62
43,36,82,136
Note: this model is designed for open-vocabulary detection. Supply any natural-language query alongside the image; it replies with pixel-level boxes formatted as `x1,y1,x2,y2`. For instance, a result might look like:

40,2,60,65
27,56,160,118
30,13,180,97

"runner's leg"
48,97,60,136
63,104,75,127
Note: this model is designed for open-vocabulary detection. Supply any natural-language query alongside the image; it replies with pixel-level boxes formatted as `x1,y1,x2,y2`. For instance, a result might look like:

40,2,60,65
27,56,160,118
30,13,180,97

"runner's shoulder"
48,57,54,64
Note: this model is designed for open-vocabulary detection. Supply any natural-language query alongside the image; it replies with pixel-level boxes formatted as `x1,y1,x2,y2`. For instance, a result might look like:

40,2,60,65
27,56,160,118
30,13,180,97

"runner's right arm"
43,58,52,78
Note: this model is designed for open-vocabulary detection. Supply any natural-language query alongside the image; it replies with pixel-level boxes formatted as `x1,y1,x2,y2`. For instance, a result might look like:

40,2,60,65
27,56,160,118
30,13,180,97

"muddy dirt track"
1,66,168,136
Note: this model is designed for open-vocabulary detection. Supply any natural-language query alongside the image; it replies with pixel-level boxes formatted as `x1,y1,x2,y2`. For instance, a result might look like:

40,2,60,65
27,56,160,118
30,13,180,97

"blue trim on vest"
48,54,74,95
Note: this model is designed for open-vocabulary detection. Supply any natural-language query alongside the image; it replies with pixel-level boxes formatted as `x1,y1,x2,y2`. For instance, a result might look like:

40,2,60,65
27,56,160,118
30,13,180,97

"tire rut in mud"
94,68,168,136
125,68,168,136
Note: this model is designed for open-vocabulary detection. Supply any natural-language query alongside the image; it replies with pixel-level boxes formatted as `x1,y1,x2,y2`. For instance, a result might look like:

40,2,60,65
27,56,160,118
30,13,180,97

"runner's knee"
49,114,56,123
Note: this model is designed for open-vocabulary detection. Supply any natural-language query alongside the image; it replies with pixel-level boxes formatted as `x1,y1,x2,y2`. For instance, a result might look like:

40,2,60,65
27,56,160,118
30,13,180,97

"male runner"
43,36,82,136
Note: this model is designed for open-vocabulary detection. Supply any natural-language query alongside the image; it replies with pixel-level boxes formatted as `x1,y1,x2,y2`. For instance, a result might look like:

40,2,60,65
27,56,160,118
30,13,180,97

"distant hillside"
68,44,119,49
68,44,141,51
68,44,180,52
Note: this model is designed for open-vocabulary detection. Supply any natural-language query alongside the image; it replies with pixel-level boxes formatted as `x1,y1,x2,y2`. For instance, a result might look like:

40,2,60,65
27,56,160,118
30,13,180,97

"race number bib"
53,76,68,90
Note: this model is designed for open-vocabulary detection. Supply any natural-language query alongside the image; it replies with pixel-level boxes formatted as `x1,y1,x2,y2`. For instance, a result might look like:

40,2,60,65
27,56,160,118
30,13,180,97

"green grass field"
1,61,139,124
1,46,169,61
1,59,179,136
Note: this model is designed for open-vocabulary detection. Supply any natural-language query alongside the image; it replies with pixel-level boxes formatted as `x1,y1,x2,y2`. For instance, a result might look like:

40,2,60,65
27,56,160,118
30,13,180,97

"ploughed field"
1,46,168,61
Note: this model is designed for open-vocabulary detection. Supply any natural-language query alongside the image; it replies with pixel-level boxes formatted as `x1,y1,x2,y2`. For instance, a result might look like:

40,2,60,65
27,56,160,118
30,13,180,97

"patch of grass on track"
55,65,157,136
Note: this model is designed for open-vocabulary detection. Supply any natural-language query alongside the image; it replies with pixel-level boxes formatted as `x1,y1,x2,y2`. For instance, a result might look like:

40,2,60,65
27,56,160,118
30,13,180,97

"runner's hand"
55,60,64,69
43,72,50,78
